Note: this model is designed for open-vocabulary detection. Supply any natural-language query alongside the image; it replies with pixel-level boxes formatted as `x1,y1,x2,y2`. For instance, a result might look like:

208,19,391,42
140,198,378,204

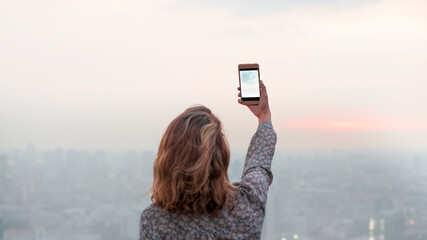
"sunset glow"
282,119,427,132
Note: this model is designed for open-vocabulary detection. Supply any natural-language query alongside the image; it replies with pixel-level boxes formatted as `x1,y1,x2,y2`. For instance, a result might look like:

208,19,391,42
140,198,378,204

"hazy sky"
1,0,426,151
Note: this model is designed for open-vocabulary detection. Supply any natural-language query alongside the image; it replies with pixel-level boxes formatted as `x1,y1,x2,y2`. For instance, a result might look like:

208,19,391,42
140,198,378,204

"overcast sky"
1,0,426,151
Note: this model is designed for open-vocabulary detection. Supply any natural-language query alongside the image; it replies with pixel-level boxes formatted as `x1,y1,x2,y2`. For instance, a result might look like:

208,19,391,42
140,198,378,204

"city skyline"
1,146,426,240
1,1,427,240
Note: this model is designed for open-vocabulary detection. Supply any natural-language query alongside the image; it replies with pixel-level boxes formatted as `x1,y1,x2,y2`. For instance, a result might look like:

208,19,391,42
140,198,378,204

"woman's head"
150,105,237,215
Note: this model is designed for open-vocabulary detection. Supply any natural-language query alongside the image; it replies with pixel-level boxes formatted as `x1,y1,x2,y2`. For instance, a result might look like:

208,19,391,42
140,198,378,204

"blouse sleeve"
240,121,277,209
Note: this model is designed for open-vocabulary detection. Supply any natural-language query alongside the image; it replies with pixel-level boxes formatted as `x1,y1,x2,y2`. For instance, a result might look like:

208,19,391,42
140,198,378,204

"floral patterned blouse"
140,122,277,240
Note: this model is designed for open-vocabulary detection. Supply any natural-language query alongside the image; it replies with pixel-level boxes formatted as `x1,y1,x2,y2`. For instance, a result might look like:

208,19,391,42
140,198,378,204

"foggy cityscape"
1,0,427,239
1,145,426,240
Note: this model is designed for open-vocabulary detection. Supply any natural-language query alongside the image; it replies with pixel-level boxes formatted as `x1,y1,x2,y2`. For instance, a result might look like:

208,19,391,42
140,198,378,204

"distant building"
406,219,427,240
384,211,405,240
4,228,34,240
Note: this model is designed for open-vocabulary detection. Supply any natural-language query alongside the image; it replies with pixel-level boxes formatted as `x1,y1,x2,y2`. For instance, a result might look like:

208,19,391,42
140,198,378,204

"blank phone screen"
240,70,260,98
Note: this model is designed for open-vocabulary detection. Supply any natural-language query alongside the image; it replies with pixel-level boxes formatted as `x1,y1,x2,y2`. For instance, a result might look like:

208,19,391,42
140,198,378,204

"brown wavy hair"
149,106,237,216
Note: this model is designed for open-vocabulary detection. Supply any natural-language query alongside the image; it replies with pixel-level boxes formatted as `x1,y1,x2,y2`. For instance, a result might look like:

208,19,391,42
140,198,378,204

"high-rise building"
384,211,405,240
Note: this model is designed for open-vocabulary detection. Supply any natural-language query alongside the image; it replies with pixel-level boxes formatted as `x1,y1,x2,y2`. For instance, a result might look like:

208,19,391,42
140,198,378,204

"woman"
140,81,277,239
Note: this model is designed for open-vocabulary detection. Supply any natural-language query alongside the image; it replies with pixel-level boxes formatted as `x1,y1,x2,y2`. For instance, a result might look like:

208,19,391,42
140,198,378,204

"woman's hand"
238,80,271,125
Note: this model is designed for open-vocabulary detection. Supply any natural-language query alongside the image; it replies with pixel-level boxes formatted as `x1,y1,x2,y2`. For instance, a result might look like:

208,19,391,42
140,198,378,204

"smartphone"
238,63,261,105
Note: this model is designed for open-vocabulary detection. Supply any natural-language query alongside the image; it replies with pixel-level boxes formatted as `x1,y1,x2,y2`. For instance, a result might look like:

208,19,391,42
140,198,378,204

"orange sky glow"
281,119,427,132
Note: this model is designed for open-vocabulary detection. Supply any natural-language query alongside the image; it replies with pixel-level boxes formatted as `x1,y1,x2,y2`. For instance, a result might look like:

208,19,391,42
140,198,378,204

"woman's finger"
260,80,268,96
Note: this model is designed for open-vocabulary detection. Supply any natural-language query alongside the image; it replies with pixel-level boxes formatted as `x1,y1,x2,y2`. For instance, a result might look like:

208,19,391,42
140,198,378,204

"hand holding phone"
238,64,271,124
